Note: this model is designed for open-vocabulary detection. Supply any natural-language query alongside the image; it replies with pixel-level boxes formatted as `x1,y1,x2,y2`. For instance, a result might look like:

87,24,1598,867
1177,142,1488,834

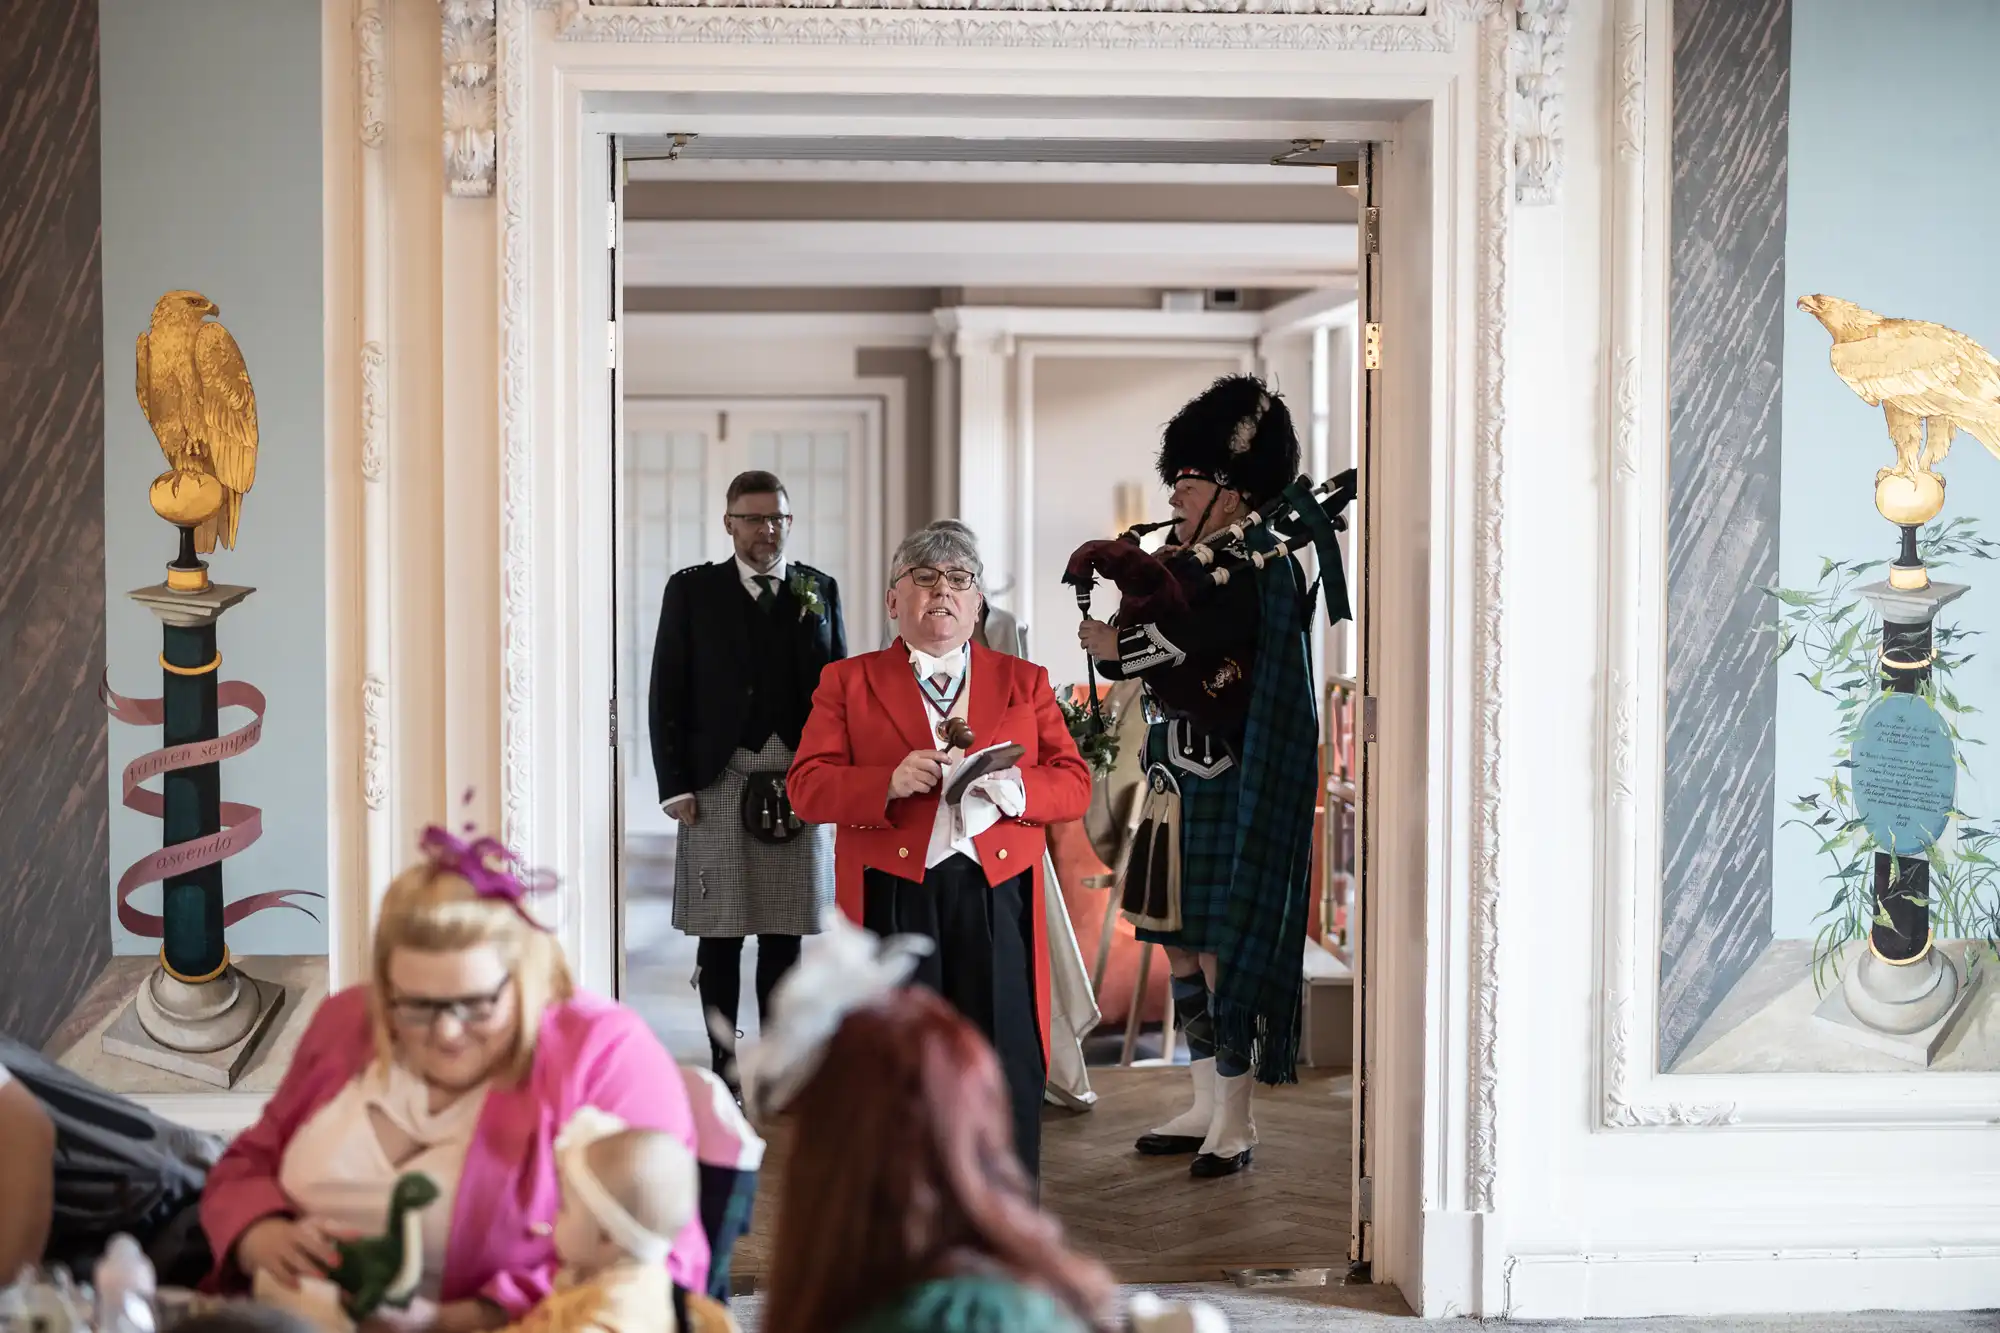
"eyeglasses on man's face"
387,977,511,1030
901,566,978,592
727,512,793,532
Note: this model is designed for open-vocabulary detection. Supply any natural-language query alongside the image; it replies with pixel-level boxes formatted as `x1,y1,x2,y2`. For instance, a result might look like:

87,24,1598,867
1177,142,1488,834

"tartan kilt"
1134,728,1242,954
672,737,834,938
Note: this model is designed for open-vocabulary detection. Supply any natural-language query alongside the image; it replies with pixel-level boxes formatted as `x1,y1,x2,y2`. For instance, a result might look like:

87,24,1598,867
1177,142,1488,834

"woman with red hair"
762,984,1111,1332
740,912,1228,1333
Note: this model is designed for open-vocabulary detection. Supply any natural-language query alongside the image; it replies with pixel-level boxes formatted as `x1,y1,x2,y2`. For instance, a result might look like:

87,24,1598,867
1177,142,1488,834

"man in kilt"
1079,376,1321,1178
648,469,847,1086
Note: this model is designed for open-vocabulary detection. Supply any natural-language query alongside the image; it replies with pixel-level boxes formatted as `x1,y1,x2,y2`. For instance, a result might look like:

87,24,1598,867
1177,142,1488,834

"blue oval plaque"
1854,692,1957,854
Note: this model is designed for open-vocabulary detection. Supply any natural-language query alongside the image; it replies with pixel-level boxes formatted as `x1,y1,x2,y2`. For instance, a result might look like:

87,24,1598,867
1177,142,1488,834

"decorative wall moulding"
357,0,386,149
537,0,1561,202
443,0,498,196
360,341,387,483
1510,0,1566,203
543,0,1457,52
570,0,1426,10
1463,0,1509,1213
496,0,534,863
362,674,389,812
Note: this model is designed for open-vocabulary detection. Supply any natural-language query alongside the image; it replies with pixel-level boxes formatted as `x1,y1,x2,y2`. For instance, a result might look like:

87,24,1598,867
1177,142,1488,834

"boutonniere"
788,570,826,621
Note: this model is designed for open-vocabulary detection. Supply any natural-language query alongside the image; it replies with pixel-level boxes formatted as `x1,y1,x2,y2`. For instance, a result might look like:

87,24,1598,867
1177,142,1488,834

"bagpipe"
1061,468,1360,730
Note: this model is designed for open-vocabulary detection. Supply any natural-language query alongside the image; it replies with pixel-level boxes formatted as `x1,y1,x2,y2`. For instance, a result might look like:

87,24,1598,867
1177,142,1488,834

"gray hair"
889,520,984,586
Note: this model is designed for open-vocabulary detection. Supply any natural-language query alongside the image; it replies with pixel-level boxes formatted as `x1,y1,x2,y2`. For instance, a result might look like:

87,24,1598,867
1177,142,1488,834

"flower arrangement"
788,569,825,620
1057,683,1120,779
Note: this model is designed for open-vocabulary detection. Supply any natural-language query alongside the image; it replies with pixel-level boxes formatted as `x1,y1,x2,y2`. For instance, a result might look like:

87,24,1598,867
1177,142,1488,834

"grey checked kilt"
1134,725,1241,955
672,736,833,938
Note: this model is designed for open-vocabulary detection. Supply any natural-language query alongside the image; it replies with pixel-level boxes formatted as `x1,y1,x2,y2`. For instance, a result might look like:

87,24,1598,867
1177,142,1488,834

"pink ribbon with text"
102,676,322,938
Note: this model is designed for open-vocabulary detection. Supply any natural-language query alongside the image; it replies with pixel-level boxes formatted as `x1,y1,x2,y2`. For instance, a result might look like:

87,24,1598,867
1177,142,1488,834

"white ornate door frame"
337,0,1570,1310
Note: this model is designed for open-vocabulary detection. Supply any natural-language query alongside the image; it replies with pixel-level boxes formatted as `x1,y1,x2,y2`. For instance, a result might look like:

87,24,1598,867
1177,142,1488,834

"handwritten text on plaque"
1854,692,1957,854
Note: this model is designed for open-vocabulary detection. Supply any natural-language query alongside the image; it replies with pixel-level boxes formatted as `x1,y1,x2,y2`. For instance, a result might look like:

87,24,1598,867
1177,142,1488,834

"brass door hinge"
1363,206,1380,254
1363,323,1383,371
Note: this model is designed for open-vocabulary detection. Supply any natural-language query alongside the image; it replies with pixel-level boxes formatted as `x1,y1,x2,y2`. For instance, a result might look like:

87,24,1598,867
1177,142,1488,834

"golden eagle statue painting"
1796,294,2000,483
135,289,259,557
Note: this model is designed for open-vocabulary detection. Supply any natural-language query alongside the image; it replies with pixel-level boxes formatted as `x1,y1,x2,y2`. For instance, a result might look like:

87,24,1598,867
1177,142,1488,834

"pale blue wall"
100,0,326,956
1770,0,2000,938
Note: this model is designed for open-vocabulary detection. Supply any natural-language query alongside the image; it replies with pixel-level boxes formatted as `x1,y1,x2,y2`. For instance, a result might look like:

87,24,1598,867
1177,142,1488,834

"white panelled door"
620,398,880,836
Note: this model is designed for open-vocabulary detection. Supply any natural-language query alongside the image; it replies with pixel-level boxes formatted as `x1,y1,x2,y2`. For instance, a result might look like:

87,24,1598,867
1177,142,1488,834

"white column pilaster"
953,328,1017,615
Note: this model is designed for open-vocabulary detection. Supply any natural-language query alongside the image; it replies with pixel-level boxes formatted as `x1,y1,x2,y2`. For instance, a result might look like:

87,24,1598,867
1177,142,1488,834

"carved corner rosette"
1602,998,1738,1129
442,0,498,197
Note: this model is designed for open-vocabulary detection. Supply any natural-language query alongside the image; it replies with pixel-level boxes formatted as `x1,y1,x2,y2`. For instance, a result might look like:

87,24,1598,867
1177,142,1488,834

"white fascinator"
720,907,934,1122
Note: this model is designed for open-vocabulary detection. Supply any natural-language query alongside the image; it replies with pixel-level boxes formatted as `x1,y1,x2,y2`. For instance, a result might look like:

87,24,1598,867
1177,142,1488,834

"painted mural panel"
50,0,330,1095
1664,0,2000,1073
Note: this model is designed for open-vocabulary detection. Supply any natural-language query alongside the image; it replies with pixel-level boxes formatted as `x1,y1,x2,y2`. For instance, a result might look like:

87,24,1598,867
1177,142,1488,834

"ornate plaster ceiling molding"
443,0,498,196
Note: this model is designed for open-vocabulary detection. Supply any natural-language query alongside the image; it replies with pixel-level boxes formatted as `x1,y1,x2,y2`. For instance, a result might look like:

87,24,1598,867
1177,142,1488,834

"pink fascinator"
416,790,557,932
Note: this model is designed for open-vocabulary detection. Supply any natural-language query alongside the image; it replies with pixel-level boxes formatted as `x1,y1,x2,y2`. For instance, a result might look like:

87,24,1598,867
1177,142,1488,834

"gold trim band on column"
1868,927,1934,967
1878,651,1936,671
160,652,222,676
161,946,231,985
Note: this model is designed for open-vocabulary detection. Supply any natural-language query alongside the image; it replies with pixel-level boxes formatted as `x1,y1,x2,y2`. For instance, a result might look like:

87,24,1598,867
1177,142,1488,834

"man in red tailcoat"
788,522,1090,1181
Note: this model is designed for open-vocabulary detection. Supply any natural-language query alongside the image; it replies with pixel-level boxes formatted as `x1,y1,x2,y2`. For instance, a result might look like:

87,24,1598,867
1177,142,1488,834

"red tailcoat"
787,640,1092,1053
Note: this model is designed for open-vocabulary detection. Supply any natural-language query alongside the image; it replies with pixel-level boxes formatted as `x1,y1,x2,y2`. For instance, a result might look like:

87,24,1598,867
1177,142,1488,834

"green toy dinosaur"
325,1172,442,1321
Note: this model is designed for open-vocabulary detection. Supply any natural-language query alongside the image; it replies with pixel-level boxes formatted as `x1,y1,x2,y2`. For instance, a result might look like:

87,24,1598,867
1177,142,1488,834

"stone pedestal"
1812,942,1979,1067
103,969,286,1088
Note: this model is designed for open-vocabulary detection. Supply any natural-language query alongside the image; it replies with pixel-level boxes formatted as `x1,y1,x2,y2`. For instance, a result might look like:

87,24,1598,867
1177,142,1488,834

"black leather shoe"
1134,1132,1206,1156
1190,1147,1253,1177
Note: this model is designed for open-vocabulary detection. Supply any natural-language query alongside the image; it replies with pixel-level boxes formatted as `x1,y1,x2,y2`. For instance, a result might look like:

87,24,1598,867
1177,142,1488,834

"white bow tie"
909,646,965,684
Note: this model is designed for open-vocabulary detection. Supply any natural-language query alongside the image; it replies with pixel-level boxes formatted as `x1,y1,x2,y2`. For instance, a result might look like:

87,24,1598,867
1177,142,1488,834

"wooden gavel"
936,716,975,751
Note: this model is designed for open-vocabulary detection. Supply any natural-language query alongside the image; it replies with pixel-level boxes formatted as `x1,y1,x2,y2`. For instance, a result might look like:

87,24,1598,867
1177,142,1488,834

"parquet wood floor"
731,1066,1352,1292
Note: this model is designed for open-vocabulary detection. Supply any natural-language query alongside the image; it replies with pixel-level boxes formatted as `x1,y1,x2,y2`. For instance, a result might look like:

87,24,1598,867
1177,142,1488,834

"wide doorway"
604,126,1388,1292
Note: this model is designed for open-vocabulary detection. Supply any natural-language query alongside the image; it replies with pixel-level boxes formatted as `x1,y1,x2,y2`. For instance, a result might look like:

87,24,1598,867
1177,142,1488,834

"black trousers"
862,857,1045,1181
697,934,802,1077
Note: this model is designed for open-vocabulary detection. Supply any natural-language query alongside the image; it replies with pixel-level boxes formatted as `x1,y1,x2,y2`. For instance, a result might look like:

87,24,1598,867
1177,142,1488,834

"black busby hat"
1155,374,1301,506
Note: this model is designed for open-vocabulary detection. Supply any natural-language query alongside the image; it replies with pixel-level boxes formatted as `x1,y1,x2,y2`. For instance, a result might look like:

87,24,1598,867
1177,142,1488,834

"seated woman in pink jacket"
200,823,708,1330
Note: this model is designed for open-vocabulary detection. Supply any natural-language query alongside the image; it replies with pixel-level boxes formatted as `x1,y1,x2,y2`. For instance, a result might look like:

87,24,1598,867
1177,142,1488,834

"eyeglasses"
387,977,511,1030
727,513,793,531
901,566,978,591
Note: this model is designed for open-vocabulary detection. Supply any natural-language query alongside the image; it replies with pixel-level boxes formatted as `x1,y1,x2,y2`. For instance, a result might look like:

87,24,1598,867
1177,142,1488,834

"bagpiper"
1077,375,1338,1178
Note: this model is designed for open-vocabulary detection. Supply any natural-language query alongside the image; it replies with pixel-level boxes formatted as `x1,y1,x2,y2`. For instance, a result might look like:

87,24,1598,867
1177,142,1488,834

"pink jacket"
200,986,708,1314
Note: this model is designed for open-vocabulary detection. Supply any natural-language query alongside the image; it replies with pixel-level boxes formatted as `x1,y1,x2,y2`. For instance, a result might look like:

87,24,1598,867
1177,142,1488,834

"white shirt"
278,1061,489,1300
735,554,787,602
909,644,1025,868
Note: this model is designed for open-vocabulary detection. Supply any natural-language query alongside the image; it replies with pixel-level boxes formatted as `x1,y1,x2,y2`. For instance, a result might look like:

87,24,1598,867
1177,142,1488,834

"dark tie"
754,574,777,611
